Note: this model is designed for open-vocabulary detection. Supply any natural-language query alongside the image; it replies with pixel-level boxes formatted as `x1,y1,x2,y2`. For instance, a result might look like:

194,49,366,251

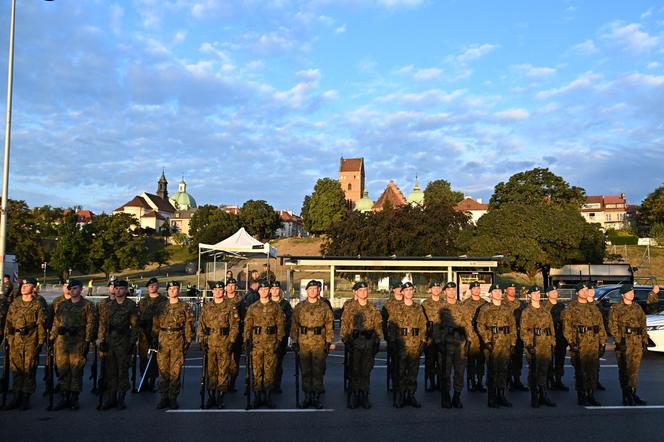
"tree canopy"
189,205,240,252
50,211,89,280
7,200,45,271
640,185,664,228
301,178,347,235
489,168,586,209
423,179,464,207
239,200,281,241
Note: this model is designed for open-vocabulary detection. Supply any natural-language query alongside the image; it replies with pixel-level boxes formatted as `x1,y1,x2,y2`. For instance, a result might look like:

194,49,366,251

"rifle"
89,343,98,393
294,345,300,408
245,339,253,410
1,337,9,408
345,338,353,406
386,342,392,393
439,341,446,408
343,339,350,392
131,341,138,393
200,345,208,409
97,343,107,410
392,344,399,407
45,332,55,410
137,348,157,392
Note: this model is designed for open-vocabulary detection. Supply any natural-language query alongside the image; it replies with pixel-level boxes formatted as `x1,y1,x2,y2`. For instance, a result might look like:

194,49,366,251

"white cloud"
455,43,499,63
511,63,557,78
601,21,660,54
174,30,187,44
641,8,653,19
375,89,465,106
494,108,530,121
622,72,664,87
296,69,321,81
335,25,347,34
647,61,661,69
375,0,426,8
570,39,599,54
322,90,339,100
413,68,442,81
535,71,602,100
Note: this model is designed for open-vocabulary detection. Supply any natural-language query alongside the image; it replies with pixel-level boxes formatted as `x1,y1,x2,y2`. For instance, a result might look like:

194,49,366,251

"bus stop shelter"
281,255,500,308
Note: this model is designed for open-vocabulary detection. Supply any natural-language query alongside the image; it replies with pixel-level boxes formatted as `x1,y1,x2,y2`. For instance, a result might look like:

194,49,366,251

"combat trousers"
549,336,567,381
616,339,644,389
486,344,510,390
573,341,600,391
397,345,421,393
9,336,40,394
467,340,485,382
444,342,467,392
207,345,232,391
349,337,376,392
300,342,327,393
157,334,184,398
104,342,131,393
527,345,552,388
55,338,87,393
249,345,277,392
274,338,288,389
509,338,524,381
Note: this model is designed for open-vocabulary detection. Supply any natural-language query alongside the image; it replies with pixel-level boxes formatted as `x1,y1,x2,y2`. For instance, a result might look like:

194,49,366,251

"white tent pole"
197,244,202,296
213,254,217,283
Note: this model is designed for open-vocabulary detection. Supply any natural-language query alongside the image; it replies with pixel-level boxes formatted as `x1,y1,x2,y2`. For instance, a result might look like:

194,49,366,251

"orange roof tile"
339,157,364,173
455,198,489,211
373,181,406,211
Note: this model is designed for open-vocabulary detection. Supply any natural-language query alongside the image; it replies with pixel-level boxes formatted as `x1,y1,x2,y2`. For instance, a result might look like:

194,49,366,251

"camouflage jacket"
98,298,139,348
381,296,403,341
520,304,555,349
562,301,607,347
421,297,445,335
340,300,383,343
52,298,95,344
435,301,473,346
152,300,195,344
198,298,240,346
291,298,334,345
388,302,427,348
608,301,647,346
243,300,285,346
4,297,46,346
138,294,167,336
476,303,517,347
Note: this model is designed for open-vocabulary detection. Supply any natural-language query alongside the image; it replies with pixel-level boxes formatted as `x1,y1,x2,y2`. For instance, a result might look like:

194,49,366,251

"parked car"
593,285,663,330
646,312,664,353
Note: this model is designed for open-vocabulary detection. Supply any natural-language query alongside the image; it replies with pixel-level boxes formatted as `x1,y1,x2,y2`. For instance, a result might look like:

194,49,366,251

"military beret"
587,281,596,289
146,277,159,287
429,280,442,288
305,280,321,289
270,281,281,288
391,281,402,290
575,282,588,291
444,281,457,289
257,279,271,289
505,282,517,288
352,281,368,291
620,284,634,294
401,281,414,289
167,281,181,288
527,285,541,294
469,281,481,289
489,283,502,292
213,281,225,289
226,278,237,284
66,279,82,288
546,286,557,293
114,279,129,288
22,277,37,286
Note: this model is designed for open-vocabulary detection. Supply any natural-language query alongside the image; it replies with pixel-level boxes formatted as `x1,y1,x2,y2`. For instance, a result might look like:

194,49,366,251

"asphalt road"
2,347,664,441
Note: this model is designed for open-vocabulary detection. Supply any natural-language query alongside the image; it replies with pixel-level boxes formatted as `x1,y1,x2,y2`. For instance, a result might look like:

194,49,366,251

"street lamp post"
41,261,47,283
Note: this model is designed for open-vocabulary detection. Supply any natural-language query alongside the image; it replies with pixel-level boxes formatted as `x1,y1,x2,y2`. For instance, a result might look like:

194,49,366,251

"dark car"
593,285,663,330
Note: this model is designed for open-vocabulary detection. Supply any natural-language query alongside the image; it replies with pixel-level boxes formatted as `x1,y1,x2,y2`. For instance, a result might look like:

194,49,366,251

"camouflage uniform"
646,290,659,315
152,300,194,407
520,304,556,407
3,297,46,409
137,294,167,390
198,298,240,400
0,295,9,345
477,303,517,407
504,296,527,390
461,297,487,391
274,297,292,393
381,296,402,390
243,300,285,405
562,301,607,405
389,302,427,406
291,299,334,404
421,296,444,390
543,300,568,389
98,298,139,409
608,300,648,405
340,300,383,407
226,292,246,391
435,301,473,407
51,298,95,402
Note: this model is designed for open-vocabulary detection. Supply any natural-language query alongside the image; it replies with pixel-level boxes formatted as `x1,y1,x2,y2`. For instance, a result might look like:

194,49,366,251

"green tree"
146,237,171,269
50,211,89,280
32,205,64,238
640,185,664,227
423,179,464,207
239,200,280,241
6,199,45,271
189,205,240,252
87,213,149,278
460,203,605,282
301,178,347,235
489,168,585,209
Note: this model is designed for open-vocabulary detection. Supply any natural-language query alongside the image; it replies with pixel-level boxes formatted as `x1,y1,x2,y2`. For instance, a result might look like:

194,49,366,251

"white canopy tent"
197,227,278,293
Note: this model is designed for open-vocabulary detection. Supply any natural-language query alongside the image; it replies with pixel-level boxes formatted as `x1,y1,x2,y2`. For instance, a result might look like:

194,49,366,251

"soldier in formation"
51,279,95,410
270,281,292,394
390,281,427,408
436,281,473,408
461,281,487,392
291,280,334,409
608,284,648,406
151,281,194,410
198,281,239,409
243,280,285,408
340,281,383,409
382,282,403,392
520,285,556,408
421,280,444,391
477,283,517,408
543,286,568,391
137,277,166,393
225,278,245,392
97,279,139,410
504,283,528,392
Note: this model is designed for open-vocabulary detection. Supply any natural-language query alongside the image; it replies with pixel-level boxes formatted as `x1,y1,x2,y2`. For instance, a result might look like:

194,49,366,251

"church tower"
157,169,168,200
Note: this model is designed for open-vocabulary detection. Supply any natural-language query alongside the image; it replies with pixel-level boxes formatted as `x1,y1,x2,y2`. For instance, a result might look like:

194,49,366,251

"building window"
348,183,352,191
606,214,612,221
589,213,595,218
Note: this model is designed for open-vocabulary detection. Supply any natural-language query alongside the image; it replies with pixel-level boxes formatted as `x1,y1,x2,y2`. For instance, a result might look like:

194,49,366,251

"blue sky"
0,0,662,214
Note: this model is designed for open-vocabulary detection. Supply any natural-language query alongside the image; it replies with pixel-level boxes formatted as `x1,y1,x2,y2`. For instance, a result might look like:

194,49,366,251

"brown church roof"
455,197,489,211
373,181,406,211
144,193,176,212
115,196,151,212
339,157,364,173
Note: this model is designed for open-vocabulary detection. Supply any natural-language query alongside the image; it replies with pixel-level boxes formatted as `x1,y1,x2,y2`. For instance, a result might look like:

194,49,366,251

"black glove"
99,341,109,353
291,342,299,353
273,342,281,354
569,344,579,353
615,341,626,352
200,341,208,352
526,345,535,355
325,342,331,354
598,344,606,357
150,338,158,351
484,342,494,353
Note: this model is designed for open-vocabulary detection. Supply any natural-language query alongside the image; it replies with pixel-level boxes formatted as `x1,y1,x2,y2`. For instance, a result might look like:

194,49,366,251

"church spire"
157,169,168,200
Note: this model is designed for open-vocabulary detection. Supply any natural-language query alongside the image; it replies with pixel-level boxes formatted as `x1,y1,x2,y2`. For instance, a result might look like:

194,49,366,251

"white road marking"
166,408,334,413
585,406,664,410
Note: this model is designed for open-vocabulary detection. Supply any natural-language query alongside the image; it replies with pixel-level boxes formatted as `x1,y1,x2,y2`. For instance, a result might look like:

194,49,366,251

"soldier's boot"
273,382,282,394
265,391,276,409
586,390,601,406
54,391,70,411
169,395,180,410
476,375,487,392
632,389,647,406
409,390,421,408
622,388,634,406
156,395,169,409
395,392,404,409
69,392,80,411
441,390,452,409
116,392,126,410
596,381,606,391
539,387,556,407
347,390,356,409
361,391,372,409
216,391,225,409
530,387,540,408
20,394,31,411
452,391,463,409
554,377,569,391
4,392,21,410
101,391,117,410
467,375,475,392
513,376,529,392
301,392,311,408
229,376,237,393
497,389,512,407
487,388,498,408
205,390,216,409
314,393,324,409
576,389,587,406
252,393,261,409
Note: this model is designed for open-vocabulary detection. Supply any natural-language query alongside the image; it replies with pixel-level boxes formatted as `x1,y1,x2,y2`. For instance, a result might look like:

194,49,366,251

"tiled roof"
143,210,166,220
604,195,625,204
116,196,151,211
455,197,489,211
339,157,363,172
584,196,603,204
373,181,406,211
172,209,197,220
279,211,303,223
143,193,176,212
